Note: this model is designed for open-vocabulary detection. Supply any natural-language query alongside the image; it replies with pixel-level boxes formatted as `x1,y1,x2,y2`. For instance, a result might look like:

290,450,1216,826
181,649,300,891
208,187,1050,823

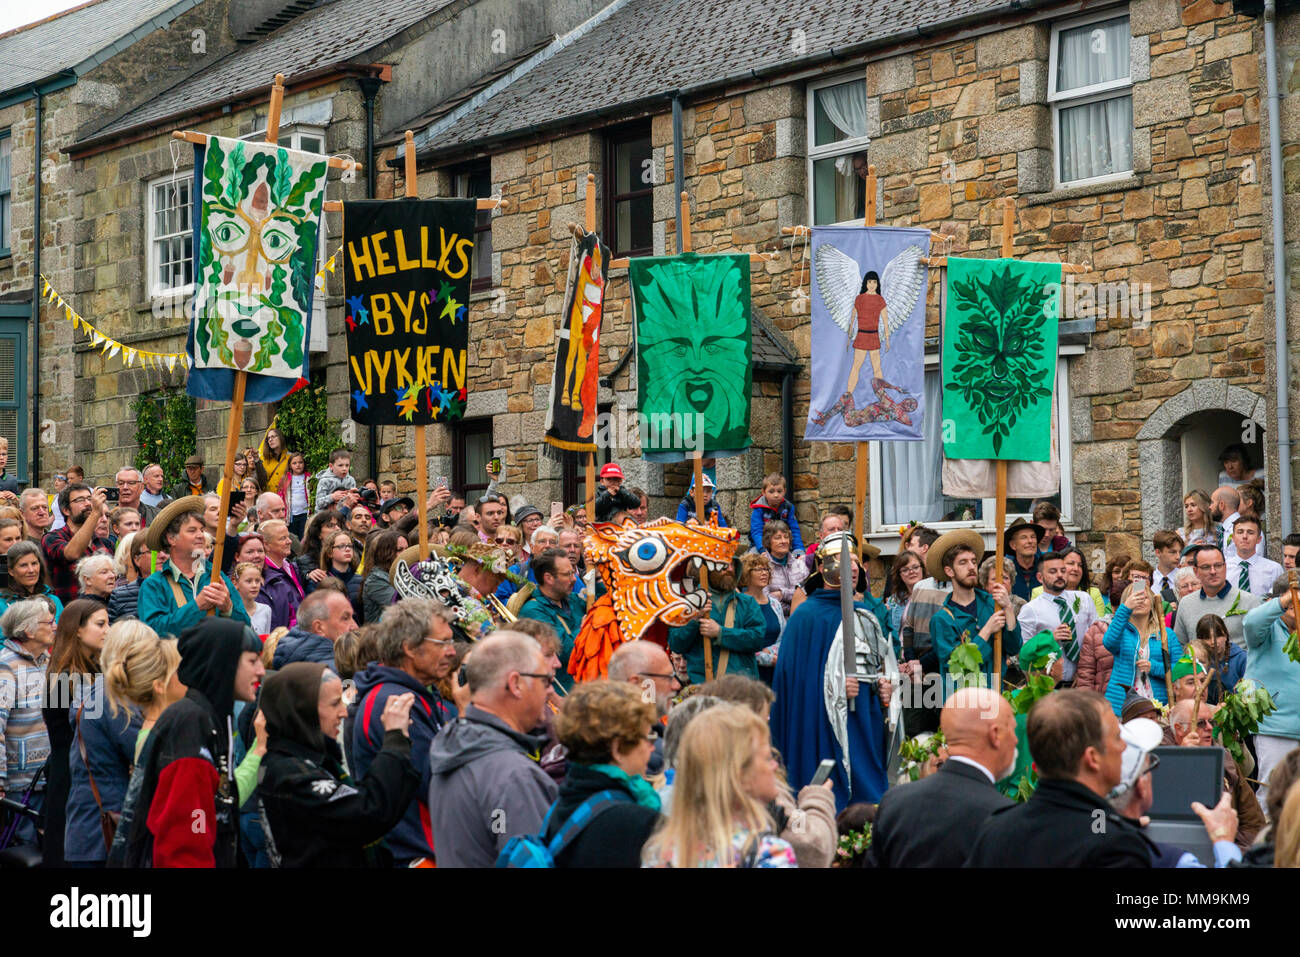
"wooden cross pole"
203,73,290,606
403,130,431,562
668,190,715,682
585,172,597,521
854,165,877,546
990,196,1015,691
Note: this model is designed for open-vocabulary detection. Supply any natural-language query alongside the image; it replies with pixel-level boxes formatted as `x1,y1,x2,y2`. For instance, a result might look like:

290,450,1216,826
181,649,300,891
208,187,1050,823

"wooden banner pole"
404,130,431,562
854,165,877,547
990,196,1016,690
207,73,287,607
585,172,597,520
672,189,713,682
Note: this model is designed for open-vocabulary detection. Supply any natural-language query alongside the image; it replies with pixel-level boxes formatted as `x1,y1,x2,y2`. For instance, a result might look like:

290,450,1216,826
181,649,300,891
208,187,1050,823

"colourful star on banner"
352,389,369,412
437,386,455,415
441,296,462,322
436,280,454,302
346,314,357,331
356,304,370,325
346,295,365,314
455,305,467,323
457,388,467,401
395,385,419,421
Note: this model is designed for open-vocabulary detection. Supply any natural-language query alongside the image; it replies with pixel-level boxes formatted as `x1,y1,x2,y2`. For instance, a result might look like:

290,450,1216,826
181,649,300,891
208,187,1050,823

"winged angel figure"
811,243,926,427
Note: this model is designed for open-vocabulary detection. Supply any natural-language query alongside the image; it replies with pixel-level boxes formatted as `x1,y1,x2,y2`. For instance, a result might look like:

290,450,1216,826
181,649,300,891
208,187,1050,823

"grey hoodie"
426,704,558,867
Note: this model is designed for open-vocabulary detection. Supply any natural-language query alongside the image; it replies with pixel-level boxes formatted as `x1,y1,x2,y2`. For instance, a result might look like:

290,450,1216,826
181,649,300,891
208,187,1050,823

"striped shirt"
0,638,51,792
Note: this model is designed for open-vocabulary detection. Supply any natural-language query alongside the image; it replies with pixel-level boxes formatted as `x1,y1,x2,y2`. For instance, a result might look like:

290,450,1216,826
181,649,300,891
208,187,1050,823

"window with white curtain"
147,173,193,296
807,75,870,225
1049,12,1132,187
869,358,1073,534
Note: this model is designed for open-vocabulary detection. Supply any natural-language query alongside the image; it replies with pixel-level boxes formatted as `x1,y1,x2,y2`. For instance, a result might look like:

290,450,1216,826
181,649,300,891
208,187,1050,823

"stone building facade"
0,0,239,484
35,0,1300,567
389,0,1291,564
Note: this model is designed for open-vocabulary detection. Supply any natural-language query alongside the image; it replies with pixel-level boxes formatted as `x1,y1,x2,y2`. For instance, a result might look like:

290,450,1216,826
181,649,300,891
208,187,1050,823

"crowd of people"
0,433,1297,869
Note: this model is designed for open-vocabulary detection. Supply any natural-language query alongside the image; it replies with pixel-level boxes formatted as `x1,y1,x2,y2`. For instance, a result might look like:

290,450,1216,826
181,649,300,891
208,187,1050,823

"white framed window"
454,164,494,290
0,130,11,256
242,126,330,350
867,353,1075,541
1048,10,1133,188
147,173,194,297
807,73,870,226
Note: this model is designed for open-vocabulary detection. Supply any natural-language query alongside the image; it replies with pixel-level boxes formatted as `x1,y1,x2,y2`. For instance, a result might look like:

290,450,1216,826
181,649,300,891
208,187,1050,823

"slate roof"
77,0,458,146
0,0,201,95
412,0,1026,159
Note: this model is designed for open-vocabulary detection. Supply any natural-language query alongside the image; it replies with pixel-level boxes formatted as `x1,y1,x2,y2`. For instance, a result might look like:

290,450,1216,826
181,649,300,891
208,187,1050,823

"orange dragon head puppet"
567,516,739,682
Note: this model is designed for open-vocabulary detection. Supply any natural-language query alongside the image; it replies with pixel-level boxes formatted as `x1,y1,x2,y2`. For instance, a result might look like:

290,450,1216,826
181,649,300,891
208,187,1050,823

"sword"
841,533,856,713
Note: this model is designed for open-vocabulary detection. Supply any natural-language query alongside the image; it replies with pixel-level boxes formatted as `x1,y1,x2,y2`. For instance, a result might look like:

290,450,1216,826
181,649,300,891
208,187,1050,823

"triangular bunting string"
38,272,189,370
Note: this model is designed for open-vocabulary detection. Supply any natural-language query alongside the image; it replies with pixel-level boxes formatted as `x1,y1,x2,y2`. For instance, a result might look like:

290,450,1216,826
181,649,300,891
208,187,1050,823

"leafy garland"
1211,679,1277,765
899,730,946,782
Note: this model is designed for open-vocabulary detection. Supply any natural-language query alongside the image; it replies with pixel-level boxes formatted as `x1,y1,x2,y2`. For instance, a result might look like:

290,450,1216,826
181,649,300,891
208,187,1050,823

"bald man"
864,688,1016,867
608,640,683,775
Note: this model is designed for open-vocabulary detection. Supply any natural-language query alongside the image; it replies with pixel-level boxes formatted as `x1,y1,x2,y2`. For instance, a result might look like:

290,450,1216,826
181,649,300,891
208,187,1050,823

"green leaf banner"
942,257,1061,461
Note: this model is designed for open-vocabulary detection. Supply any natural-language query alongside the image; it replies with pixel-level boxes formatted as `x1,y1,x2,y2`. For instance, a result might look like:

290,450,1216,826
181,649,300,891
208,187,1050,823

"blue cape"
769,587,889,811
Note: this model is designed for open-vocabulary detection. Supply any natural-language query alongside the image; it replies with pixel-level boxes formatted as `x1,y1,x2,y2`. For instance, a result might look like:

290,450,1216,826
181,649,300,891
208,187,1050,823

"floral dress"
643,828,797,868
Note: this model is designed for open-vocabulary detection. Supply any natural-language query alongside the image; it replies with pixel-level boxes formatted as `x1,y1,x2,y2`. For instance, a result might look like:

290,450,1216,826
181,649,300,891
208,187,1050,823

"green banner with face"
630,253,752,458
942,257,1060,461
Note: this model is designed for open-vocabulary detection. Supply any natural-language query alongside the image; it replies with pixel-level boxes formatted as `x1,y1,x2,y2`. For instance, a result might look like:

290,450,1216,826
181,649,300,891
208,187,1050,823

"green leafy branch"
1211,679,1277,765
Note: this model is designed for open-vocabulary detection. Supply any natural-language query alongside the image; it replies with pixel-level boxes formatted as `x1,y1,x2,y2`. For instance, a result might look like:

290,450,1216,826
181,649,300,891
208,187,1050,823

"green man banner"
629,253,752,459
942,257,1060,461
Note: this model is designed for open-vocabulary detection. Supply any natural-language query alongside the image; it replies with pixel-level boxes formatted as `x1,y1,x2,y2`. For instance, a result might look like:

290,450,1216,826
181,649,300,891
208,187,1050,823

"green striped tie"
1054,596,1080,662
1238,561,1250,592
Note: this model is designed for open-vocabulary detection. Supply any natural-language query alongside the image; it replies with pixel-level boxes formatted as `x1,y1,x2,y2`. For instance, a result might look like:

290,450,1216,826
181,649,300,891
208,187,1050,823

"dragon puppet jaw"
568,516,739,681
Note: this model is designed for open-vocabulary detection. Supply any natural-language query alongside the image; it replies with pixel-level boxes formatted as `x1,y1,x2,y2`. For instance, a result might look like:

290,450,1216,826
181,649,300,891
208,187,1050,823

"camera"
103,487,120,503
358,487,379,504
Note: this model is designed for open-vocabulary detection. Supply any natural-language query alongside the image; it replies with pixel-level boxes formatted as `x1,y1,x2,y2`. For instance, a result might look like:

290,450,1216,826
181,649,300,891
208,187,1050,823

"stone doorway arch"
1136,381,1267,561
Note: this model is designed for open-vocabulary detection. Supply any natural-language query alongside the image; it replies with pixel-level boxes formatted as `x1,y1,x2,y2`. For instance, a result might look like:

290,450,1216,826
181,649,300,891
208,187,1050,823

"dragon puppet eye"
622,536,668,574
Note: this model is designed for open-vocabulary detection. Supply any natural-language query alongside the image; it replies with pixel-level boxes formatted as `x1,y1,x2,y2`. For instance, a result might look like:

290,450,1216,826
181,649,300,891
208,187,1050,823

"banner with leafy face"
630,253,752,459
342,199,476,425
942,257,1060,461
188,135,327,402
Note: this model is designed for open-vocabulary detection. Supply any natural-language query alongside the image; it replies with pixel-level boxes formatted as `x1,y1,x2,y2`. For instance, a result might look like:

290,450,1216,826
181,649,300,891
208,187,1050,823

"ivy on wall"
131,388,197,485
273,377,345,483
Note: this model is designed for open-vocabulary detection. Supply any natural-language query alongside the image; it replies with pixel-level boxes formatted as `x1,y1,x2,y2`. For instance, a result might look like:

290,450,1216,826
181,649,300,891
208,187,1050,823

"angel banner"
807,226,929,441
629,253,752,459
187,135,328,402
543,230,608,456
941,257,1060,461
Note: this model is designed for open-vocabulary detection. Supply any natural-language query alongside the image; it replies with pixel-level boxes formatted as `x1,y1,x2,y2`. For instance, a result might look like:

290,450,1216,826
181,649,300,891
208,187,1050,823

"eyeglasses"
116,480,142,487
422,636,456,649
1197,562,1226,571
517,671,556,683
637,670,682,686
495,537,519,546
69,496,91,507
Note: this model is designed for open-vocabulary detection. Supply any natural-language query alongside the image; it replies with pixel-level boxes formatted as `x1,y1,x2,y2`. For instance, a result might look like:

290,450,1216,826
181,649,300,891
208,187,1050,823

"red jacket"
277,470,314,515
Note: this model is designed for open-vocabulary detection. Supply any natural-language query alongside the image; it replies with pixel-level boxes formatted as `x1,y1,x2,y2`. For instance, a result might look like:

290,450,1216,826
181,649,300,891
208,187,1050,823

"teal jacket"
930,588,1021,689
0,586,64,624
668,589,768,683
137,562,251,638
518,590,586,692
1243,599,1300,741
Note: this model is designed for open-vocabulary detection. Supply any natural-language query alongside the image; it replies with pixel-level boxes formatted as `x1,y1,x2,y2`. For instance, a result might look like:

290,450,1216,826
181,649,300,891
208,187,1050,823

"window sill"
1023,174,1141,206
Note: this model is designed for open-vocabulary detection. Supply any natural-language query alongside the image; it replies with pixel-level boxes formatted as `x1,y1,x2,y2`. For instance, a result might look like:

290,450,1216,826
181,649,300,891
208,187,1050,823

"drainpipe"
1265,0,1293,536
359,76,381,479
672,92,684,253
781,370,794,502
31,88,43,483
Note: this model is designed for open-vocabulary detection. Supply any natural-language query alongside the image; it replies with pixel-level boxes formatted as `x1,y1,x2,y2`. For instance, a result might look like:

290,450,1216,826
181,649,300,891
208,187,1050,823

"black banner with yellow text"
343,199,476,425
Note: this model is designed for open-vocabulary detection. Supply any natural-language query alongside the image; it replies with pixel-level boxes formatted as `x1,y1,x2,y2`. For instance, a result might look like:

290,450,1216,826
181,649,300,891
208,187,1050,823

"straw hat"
145,495,206,551
924,529,987,583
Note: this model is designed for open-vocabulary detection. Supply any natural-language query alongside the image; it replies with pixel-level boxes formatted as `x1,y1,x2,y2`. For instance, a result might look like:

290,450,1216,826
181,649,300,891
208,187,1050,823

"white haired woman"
75,553,117,609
